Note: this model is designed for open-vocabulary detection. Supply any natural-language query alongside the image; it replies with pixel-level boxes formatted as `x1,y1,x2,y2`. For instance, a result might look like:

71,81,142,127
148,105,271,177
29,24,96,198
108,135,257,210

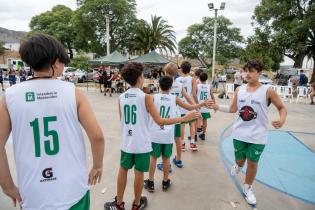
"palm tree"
130,15,176,55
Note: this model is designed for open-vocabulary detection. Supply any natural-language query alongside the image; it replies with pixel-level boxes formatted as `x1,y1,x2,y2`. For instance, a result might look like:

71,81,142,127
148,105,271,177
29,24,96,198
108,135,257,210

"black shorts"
104,81,112,88
0,76,3,83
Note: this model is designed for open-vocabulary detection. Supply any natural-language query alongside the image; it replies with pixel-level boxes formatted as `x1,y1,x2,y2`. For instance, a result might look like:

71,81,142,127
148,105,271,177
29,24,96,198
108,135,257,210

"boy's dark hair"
19,33,70,71
180,61,191,74
195,68,204,77
199,72,208,82
159,76,173,91
246,59,263,72
121,62,144,86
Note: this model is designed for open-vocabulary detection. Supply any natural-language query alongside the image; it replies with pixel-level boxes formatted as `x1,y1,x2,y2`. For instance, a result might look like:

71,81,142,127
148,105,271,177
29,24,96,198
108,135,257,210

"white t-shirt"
232,84,269,144
119,88,152,153
149,94,177,144
6,79,88,210
197,83,212,113
176,76,193,114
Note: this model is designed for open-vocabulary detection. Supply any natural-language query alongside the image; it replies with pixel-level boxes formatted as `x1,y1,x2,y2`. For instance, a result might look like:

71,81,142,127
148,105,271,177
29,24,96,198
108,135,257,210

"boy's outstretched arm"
210,87,239,113
76,89,105,185
176,97,209,111
182,88,195,105
267,88,287,129
0,97,22,208
145,94,200,126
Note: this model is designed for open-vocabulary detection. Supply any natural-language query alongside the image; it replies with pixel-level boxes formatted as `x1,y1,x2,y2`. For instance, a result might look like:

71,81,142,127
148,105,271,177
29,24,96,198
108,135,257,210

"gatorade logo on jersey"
25,92,36,102
125,93,136,98
40,167,57,182
239,106,257,121
128,130,133,136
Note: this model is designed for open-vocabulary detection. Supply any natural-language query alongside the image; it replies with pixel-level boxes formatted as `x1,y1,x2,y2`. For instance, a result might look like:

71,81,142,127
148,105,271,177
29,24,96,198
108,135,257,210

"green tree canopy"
253,0,314,70
178,16,243,66
241,27,284,71
72,0,137,56
29,5,76,58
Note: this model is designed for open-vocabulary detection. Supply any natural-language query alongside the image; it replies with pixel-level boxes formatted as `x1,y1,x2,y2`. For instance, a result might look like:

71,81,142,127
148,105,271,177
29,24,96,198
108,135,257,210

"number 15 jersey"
5,79,88,210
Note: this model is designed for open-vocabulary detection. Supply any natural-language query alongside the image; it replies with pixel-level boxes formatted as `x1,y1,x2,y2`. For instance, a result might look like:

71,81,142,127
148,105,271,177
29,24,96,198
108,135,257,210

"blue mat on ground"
221,130,315,205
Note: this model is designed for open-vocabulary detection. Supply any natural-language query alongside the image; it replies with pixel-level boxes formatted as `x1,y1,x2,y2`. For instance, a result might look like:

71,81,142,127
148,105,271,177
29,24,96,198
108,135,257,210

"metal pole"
212,9,218,81
106,15,110,56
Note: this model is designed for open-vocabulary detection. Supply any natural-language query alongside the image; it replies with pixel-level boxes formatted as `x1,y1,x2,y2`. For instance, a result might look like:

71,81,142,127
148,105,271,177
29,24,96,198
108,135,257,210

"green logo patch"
25,92,36,102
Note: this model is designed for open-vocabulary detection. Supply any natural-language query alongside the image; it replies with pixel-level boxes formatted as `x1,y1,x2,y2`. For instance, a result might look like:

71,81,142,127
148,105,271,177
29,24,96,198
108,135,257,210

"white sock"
190,138,195,144
243,184,251,192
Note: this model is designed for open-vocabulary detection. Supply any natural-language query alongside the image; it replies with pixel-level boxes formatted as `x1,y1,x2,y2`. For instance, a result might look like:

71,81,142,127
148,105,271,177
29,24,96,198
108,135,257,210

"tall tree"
241,27,283,71
72,0,137,56
178,16,243,66
29,5,76,58
253,0,314,72
130,15,176,54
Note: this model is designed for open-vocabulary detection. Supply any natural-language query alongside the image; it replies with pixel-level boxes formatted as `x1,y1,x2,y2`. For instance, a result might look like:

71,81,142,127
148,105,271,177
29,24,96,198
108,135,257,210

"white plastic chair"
283,86,293,103
270,85,277,92
296,86,308,103
225,83,234,98
276,86,286,99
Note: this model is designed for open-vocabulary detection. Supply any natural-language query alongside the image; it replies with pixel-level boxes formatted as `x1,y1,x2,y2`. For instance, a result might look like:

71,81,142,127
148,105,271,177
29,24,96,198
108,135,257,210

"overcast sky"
0,0,299,65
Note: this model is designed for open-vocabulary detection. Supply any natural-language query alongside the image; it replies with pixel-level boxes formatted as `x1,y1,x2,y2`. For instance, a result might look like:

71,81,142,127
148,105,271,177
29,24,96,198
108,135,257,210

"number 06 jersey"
119,88,151,154
5,80,88,210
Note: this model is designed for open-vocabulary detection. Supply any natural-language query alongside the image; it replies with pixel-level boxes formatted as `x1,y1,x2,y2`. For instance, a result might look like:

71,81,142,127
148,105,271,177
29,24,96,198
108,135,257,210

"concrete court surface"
0,85,315,210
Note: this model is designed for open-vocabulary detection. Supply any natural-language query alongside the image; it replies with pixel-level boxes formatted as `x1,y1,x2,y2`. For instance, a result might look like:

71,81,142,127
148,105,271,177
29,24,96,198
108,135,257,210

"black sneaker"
162,179,171,191
144,179,154,192
131,196,148,210
197,127,202,133
194,134,198,142
188,136,191,140
110,93,112,97
104,93,106,96
104,197,125,210
199,133,205,140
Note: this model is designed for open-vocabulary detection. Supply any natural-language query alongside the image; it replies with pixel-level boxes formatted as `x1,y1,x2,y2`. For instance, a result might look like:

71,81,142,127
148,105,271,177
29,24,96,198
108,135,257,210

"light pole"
105,10,113,56
208,2,225,81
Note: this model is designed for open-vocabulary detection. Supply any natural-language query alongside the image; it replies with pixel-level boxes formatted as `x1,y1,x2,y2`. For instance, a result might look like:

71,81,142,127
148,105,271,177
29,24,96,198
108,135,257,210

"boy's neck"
160,90,170,94
131,85,141,89
200,81,206,84
247,81,261,88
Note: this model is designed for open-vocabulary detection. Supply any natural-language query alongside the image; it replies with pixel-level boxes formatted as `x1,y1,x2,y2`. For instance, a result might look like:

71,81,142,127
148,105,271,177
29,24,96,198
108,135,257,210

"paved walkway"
0,85,315,210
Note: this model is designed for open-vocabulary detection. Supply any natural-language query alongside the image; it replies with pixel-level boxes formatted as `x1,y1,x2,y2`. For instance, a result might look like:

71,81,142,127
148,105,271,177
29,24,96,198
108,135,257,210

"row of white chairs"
224,84,312,103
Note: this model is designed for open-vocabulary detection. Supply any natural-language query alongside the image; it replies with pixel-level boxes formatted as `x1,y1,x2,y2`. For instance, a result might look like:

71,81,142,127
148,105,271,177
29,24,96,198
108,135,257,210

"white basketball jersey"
176,76,193,114
232,85,269,144
5,79,88,210
149,94,177,144
197,83,212,113
170,80,182,119
119,88,152,153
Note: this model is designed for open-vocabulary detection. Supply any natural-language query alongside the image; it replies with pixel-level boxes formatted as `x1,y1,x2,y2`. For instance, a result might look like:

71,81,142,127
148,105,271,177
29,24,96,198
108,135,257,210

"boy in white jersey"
163,63,195,168
210,59,287,205
176,61,198,151
193,72,215,140
193,68,205,139
104,62,200,210
144,76,210,192
0,33,105,210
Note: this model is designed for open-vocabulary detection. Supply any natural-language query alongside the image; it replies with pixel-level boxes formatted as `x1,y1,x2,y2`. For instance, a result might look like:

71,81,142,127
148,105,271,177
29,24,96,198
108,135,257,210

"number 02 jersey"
5,80,88,210
119,88,151,153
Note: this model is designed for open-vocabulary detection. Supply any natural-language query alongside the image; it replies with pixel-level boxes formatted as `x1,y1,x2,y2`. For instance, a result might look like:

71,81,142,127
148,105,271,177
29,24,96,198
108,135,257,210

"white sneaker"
230,164,241,176
243,185,257,205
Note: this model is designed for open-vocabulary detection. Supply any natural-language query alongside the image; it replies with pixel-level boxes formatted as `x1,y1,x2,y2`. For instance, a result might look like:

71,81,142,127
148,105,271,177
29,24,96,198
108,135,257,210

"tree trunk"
293,53,305,68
